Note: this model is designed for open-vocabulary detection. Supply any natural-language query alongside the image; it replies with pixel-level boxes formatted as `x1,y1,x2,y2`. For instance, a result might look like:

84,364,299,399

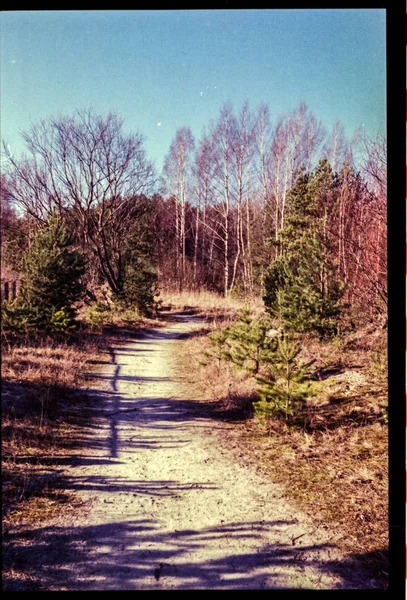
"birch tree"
229,101,256,294
163,127,195,291
208,103,235,297
193,131,216,287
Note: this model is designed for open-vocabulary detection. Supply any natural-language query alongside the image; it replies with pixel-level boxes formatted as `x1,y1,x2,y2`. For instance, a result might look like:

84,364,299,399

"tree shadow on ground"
2,518,386,591
2,378,99,520
2,321,389,591
296,394,387,432
177,327,212,340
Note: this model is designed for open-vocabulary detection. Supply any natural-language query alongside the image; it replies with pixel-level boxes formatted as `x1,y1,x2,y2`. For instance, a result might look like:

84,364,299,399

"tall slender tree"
163,127,195,291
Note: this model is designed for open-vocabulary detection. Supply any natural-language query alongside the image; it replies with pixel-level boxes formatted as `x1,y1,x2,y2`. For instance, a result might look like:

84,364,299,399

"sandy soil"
26,314,381,590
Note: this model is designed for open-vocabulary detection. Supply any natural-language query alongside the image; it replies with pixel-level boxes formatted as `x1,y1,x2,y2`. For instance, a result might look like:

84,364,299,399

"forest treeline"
1,101,386,331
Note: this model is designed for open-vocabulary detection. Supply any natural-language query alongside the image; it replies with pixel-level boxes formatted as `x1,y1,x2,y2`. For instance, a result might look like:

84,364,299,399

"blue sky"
1,9,386,174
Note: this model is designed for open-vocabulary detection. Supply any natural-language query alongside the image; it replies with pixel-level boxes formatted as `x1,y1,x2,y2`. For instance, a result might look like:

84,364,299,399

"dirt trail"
39,314,379,590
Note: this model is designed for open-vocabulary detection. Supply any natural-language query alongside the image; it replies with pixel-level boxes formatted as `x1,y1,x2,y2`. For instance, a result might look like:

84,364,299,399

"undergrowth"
172,315,388,584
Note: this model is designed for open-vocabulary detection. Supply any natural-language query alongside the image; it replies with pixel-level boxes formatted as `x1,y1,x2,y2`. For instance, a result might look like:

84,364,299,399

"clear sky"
1,9,386,174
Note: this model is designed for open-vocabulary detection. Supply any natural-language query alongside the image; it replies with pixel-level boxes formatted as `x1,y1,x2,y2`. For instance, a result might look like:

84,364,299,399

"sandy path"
44,314,378,590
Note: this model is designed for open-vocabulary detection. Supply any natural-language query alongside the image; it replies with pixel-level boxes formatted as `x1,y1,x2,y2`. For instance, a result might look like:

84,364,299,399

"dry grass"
160,289,265,321
171,316,388,584
1,329,112,592
2,334,103,525
251,421,388,553
77,301,167,331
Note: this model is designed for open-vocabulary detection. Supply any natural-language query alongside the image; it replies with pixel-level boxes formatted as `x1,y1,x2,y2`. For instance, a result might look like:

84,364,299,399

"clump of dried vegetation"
77,298,164,331
2,332,100,526
1,326,122,590
171,299,388,584
161,289,264,321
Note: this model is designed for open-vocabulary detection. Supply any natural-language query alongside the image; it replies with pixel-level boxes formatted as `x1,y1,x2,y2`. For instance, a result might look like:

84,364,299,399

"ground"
2,313,384,590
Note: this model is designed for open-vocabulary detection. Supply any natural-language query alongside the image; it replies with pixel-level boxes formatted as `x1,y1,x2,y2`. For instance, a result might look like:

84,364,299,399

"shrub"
203,308,317,421
49,307,79,333
120,261,159,316
83,300,112,329
263,159,345,337
2,214,86,336
1,298,79,336
254,336,316,421
204,307,279,374
21,214,85,313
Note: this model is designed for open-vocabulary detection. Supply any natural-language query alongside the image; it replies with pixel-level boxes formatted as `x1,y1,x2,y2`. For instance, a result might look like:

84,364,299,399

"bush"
203,309,317,422
1,299,79,336
120,261,159,316
254,336,316,421
49,307,79,333
1,299,48,334
3,214,86,336
83,301,112,329
21,214,85,313
204,307,279,374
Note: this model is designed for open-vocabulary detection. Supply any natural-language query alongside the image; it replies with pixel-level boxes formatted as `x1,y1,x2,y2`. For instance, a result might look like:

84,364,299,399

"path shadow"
2,317,389,591
2,518,386,590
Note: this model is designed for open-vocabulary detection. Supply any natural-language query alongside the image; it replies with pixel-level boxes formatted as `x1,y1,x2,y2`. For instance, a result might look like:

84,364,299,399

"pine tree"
20,214,85,325
117,205,159,315
204,307,278,374
254,335,316,420
121,261,158,315
263,159,345,336
223,307,278,374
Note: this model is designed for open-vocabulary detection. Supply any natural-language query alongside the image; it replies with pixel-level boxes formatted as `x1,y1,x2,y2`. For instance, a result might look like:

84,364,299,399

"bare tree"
358,130,387,198
208,103,235,297
268,103,307,243
230,101,256,295
357,131,387,313
163,127,195,291
323,119,348,173
255,102,272,214
3,109,155,295
301,112,326,173
193,131,216,287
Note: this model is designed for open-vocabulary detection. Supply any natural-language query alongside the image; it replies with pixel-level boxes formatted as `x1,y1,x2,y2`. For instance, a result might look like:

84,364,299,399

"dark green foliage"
1,299,79,335
205,307,278,374
115,197,159,316
1,299,48,334
121,261,158,316
203,308,317,421
21,214,85,314
84,300,112,329
203,327,231,369
263,159,345,336
254,335,316,420
2,215,85,334
49,307,79,333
